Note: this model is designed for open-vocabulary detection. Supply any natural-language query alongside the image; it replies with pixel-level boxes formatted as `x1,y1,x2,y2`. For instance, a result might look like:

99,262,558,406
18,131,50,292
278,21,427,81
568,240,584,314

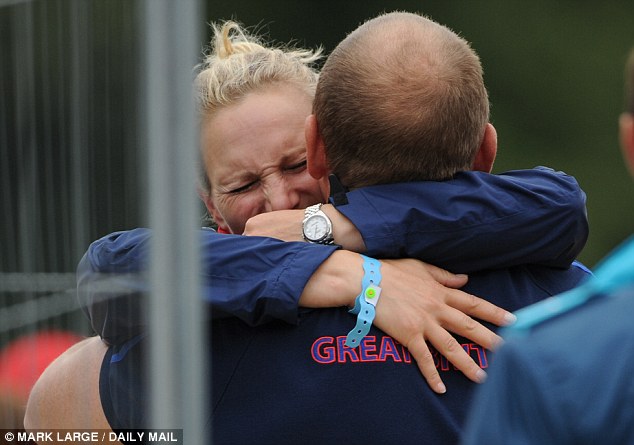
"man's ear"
472,123,498,173
305,114,329,180
197,186,229,233
620,113,634,177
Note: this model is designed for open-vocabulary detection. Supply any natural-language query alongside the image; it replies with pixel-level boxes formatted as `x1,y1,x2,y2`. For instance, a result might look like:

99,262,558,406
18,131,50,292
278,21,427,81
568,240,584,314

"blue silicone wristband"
345,255,382,348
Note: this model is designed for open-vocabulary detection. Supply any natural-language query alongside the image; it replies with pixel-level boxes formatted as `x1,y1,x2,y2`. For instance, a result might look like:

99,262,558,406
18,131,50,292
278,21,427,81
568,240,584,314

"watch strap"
304,203,324,219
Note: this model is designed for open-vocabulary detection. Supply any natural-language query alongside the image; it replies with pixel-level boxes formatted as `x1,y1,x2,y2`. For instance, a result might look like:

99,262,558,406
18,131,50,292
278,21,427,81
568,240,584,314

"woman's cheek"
227,195,266,233
293,172,323,202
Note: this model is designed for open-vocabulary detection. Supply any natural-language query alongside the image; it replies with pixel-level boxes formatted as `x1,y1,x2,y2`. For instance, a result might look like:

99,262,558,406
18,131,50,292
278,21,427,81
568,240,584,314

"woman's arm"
340,167,587,271
300,250,513,393
244,167,588,272
79,232,513,393
78,228,337,344
82,167,582,344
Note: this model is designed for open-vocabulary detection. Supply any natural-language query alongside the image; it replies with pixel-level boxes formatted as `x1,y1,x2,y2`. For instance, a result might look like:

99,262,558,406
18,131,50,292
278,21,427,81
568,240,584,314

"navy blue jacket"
101,262,590,444
92,168,591,444
207,264,590,444
80,167,588,345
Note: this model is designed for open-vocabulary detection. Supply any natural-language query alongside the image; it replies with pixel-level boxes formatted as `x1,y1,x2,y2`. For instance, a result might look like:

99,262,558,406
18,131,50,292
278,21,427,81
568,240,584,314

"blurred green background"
2,0,633,277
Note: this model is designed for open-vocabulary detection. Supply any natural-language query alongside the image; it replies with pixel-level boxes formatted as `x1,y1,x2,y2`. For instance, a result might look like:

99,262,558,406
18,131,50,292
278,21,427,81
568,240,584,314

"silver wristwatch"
302,204,335,245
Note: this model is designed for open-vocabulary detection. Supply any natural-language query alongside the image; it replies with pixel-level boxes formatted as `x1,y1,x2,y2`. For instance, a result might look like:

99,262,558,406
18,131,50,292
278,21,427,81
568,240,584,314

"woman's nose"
264,178,300,211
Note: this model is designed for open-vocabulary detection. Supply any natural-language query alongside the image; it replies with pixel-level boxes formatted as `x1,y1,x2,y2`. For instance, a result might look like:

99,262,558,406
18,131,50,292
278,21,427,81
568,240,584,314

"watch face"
304,214,329,241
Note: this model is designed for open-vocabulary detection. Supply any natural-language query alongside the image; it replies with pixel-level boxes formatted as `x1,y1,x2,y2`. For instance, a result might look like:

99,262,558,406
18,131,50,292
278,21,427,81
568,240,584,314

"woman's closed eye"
227,160,306,194
284,160,307,172
228,179,259,194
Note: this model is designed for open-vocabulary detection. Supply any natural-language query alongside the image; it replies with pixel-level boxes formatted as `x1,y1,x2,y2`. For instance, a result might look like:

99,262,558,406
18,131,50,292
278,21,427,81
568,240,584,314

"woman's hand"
300,252,515,393
374,258,515,393
243,205,366,252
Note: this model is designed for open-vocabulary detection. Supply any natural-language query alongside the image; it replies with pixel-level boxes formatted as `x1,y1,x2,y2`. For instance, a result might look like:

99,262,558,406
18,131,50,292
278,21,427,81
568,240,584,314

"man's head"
620,47,634,178
307,12,496,189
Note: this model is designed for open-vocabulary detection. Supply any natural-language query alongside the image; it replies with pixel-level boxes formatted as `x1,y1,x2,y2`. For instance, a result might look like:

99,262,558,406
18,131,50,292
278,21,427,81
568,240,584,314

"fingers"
407,336,447,394
440,307,503,352
416,260,516,327
425,324,488,385
445,288,516,328
421,262,469,289
375,259,512,392
408,326,488,393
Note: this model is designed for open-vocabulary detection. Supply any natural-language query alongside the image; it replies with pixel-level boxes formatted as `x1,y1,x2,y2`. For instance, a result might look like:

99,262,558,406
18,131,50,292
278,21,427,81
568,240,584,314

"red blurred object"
0,331,82,401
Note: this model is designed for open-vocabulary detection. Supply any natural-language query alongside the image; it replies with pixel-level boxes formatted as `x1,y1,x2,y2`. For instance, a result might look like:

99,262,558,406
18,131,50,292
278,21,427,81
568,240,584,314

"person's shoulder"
508,236,634,337
25,336,111,430
515,285,633,339
501,285,634,400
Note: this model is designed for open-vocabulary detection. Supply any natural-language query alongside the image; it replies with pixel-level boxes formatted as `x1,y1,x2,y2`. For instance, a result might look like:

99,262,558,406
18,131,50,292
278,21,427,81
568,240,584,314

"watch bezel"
303,213,332,243
302,205,335,244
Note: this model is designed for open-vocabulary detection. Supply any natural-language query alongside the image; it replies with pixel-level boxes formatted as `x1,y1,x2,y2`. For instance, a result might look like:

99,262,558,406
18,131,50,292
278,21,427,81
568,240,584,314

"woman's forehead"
202,86,312,182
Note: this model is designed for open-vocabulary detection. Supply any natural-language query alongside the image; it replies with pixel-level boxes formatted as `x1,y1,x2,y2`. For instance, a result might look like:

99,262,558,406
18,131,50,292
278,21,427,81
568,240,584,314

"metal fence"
0,0,206,440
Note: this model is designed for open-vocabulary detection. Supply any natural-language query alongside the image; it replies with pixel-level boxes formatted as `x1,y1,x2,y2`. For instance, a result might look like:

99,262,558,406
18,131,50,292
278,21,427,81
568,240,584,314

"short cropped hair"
314,12,490,188
195,21,322,193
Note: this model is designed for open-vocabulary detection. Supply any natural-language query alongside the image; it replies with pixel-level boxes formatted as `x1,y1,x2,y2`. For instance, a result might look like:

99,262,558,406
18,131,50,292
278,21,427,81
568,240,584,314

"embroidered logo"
311,335,488,370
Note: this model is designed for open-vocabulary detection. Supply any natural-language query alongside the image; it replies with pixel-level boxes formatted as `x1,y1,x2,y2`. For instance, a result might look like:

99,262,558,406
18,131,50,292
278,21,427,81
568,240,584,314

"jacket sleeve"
461,338,561,445
77,228,337,344
334,167,588,273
